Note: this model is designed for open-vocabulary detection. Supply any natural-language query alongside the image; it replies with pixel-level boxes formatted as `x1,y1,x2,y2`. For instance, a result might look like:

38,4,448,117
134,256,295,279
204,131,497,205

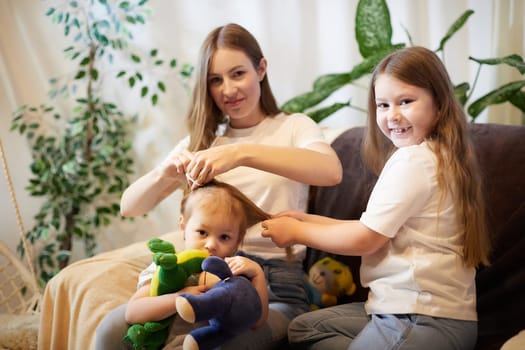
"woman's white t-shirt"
175,112,327,261
360,142,477,321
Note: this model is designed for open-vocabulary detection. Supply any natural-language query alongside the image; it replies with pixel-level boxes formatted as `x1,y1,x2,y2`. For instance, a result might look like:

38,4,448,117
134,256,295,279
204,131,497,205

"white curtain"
1,0,523,259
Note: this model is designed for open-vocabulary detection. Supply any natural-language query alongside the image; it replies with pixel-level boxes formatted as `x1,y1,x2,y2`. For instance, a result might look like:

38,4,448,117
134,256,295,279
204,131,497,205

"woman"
96,23,342,349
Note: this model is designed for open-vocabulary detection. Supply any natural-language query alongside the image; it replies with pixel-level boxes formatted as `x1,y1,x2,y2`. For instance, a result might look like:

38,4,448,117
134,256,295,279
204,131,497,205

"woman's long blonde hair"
186,23,281,152
363,46,491,267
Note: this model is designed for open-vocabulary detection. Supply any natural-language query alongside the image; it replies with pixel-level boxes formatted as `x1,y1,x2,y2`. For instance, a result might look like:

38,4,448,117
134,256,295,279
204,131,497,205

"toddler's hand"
225,256,263,280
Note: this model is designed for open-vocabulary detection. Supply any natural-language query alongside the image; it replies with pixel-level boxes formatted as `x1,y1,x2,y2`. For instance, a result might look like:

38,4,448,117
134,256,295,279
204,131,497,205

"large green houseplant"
282,0,525,123
10,0,192,285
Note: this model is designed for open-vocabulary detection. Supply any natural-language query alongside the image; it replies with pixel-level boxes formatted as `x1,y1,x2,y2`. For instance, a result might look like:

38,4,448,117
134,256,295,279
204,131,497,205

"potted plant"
10,0,192,285
282,0,525,124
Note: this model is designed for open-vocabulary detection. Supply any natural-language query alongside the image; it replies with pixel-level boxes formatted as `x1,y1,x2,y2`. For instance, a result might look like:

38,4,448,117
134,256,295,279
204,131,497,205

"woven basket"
0,242,40,315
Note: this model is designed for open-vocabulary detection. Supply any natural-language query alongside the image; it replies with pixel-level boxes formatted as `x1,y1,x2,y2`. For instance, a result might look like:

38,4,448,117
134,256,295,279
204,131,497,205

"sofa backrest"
306,123,525,348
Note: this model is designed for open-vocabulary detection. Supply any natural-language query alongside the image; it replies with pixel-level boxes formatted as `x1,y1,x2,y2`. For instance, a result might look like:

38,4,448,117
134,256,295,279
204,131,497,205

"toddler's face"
181,204,241,259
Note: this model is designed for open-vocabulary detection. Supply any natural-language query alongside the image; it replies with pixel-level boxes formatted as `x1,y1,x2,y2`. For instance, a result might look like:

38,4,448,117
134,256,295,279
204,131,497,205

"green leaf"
90,69,99,81
282,89,338,114
470,54,525,75
454,82,470,106
141,86,148,97
509,90,525,112
135,15,145,25
116,70,126,78
157,81,166,92
467,80,525,119
151,94,158,106
436,10,474,52
74,70,86,79
355,0,393,58
46,8,55,16
131,54,141,63
57,250,71,262
79,56,90,66
170,59,177,68
128,76,136,88
150,49,158,57
180,63,194,78
308,102,351,123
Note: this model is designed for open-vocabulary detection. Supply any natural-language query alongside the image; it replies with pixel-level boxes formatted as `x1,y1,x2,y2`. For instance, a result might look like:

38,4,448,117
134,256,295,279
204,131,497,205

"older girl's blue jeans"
288,302,477,350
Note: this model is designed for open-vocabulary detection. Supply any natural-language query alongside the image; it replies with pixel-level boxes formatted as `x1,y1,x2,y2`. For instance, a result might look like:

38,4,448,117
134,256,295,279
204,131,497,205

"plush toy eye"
334,269,342,274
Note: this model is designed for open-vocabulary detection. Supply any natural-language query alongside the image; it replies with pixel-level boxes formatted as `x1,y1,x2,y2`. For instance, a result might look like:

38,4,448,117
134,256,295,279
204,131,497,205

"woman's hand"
185,144,240,187
158,148,195,181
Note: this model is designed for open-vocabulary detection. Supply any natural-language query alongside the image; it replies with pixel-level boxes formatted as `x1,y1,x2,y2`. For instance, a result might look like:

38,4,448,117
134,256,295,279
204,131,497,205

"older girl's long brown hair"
363,46,491,268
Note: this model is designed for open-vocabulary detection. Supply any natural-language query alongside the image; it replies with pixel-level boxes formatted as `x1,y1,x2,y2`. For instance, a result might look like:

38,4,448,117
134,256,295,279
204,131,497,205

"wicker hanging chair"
0,137,41,350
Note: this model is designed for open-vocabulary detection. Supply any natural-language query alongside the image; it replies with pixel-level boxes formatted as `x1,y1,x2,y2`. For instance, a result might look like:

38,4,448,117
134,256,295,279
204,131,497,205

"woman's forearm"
120,168,184,217
239,143,342,186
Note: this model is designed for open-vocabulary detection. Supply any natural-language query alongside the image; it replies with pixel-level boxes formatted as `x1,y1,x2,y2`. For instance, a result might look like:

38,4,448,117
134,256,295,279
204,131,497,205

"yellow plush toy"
304,257,356,310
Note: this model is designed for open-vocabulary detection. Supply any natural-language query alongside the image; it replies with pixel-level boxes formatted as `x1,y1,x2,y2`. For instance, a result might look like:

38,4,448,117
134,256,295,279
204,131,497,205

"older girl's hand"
260,216,303,248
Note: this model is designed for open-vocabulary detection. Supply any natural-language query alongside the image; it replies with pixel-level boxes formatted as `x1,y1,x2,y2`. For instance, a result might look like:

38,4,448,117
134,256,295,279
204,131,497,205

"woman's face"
207,48,267,128
374,74,437,148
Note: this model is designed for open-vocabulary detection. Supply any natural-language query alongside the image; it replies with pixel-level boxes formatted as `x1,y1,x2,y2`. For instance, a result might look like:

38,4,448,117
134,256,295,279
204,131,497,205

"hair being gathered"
364,46,491,267
186,23,281,152
180,179,270,243
180,180,293,259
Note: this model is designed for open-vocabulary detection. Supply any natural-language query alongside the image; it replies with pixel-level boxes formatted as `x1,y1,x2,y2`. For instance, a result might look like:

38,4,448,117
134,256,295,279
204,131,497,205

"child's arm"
125,281,206,324
225,256,269,328
262,216,390,256
272,210,345,225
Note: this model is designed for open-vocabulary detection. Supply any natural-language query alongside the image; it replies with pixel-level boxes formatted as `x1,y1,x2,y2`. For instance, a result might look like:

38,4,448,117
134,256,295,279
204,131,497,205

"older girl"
262,46,491,350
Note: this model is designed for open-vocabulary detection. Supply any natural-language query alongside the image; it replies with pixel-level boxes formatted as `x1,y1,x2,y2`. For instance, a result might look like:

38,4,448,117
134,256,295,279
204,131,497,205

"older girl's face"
207,48,267,129
374,74,437,148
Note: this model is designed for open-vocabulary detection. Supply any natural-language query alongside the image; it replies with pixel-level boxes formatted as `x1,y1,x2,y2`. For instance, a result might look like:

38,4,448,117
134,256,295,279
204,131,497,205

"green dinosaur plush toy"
124,238,209,350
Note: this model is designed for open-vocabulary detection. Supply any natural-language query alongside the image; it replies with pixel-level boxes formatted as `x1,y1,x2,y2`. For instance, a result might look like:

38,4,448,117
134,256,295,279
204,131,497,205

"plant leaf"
508,90,525,112
470,54,525,75
355,0,393,58
454,82,470,106
436,10,474,52
308,102,351,123
467,80,525,119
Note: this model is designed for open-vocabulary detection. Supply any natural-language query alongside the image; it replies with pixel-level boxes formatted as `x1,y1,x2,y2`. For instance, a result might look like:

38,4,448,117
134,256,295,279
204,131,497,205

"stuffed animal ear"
201,256,232,280
198,271,221,288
